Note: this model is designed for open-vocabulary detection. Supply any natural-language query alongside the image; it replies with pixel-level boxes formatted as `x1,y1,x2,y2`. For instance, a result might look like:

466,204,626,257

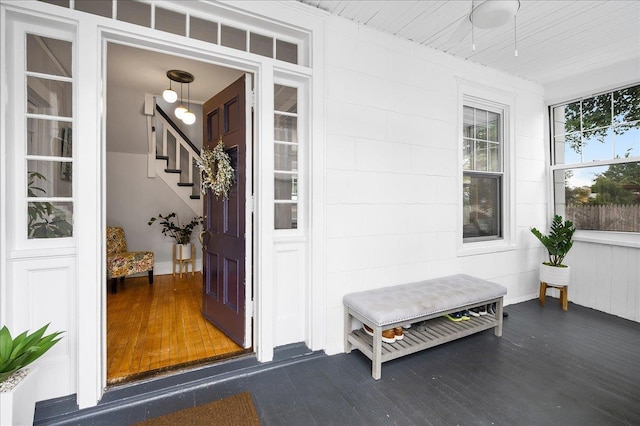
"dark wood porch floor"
36,298,640,425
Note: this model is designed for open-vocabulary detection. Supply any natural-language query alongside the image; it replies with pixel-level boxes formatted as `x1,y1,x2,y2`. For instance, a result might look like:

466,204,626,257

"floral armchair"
106,226,154,294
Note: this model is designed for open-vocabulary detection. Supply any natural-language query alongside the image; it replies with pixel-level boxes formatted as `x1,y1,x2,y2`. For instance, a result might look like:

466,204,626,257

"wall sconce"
163,69,196,125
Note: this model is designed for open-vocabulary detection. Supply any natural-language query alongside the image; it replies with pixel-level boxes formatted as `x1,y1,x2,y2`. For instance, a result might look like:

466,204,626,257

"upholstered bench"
343,274,507,379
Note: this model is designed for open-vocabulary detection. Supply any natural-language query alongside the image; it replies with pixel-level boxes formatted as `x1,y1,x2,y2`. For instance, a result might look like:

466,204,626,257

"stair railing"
144,94,201,195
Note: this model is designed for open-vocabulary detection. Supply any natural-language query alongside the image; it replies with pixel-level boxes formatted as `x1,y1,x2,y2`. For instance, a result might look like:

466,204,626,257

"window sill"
458,239,516,257
573,230,639,249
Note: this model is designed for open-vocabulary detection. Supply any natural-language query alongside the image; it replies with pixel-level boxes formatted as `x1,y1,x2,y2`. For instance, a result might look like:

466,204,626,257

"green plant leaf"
0,326,13,362
0,324,64,382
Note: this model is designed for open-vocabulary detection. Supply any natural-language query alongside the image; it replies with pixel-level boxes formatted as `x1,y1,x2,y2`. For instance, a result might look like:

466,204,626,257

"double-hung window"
463,103,504,241
551,84,640,232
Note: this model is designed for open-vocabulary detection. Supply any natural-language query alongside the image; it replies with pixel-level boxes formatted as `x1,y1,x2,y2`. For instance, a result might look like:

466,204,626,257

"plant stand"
173,244,195,277
539,282,568,311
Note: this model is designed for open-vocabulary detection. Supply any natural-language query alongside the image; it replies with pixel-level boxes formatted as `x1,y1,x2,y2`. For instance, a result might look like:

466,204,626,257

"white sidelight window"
551,83,640,232
25,33,74,239
463,103,504,241
274,84,299,230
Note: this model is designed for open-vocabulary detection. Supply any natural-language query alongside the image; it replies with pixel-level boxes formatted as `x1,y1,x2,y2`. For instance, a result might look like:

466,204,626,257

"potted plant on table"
530,214,576,287
148,212,202,260
0,324,64,426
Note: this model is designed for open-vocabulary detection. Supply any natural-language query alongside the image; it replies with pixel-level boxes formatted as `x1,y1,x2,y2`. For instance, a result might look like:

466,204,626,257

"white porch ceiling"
298,0,640,85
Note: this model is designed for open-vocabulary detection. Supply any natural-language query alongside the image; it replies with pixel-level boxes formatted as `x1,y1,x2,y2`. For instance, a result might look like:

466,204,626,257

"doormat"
133,391,260,426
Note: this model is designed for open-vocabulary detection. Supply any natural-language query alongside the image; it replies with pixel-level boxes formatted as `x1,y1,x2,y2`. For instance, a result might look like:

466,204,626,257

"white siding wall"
322,17,547,354
564,241,640,322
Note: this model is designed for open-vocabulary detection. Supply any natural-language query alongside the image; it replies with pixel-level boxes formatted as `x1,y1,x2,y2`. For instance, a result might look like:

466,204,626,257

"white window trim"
456,79,516,257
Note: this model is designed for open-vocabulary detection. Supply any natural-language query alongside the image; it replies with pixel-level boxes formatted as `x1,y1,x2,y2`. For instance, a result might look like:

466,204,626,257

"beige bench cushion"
343,274,507,327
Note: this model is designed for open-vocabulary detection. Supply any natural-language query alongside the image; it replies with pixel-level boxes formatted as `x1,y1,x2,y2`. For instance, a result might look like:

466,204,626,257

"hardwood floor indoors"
107,272,246,384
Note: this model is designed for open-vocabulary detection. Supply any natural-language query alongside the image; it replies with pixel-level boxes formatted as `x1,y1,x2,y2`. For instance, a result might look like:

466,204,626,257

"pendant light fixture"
470,0,520,56
162,76,178,103
164,69,195,125
182,82,196,125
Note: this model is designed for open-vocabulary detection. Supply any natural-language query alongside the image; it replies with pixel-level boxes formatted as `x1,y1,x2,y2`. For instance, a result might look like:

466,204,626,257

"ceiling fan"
449,0,521,52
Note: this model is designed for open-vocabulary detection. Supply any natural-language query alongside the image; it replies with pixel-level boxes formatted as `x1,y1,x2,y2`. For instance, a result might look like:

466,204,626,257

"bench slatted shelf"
344,274,507,379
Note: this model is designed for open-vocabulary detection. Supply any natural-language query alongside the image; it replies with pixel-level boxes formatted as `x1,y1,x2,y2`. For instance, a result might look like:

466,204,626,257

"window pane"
117,0,151,27
39,0,69,7
276,39,298,64
275,144,298,171
487,112,500,142
250,32,273,58
221,25,246,51
613,85,640,123
613,122,640,158
488,142,500,171
463,106,474,138
275,204,298,229
463,139,473,170
554,133,582,164
27,161,72,197
27,76,72,117
275,173,297,200
27,118,72,157
274,114,297,143
27,34,71,77
582,127,612,162
463,174,501,239
75,0,112,17
582,93,611,131
190,16,218,44
274,85,297,113
28,201,73,238
555,164,640,232
155,7,185,36
474,141,487,171
475,109,487,140
553,101,580,135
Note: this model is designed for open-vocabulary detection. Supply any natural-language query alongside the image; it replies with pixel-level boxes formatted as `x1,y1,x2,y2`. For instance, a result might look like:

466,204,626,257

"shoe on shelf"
469,308,481,317
478,306,488,316
364,324,374,337
460,310,471,320
446,312,463,322
382,329,396,343
363,324,396,343
416,323,427,332
394,327,404,340
402,323,412,329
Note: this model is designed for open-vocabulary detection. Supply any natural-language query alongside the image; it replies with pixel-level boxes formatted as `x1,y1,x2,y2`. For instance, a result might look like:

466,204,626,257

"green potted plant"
0,324,64,426
148,212,202,260
530,214,576,287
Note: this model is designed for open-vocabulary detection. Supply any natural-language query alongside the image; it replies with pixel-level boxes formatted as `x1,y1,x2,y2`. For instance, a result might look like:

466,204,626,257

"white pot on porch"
539,263,571,287
175,243,192,260
0,368,39,426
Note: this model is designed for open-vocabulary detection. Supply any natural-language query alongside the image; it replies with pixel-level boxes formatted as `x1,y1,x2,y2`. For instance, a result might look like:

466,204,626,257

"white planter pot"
175,243,192,260
0,368,38,426
539,263,571,287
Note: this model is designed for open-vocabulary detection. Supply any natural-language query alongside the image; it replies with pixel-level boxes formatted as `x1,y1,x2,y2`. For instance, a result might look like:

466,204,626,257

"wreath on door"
197,138,235,200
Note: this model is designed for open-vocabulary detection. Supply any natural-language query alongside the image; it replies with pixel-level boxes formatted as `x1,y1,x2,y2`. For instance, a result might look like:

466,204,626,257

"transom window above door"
38,0,304,66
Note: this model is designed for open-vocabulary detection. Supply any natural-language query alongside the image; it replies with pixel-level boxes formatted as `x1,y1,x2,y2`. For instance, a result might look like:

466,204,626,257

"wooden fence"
566,204,640,232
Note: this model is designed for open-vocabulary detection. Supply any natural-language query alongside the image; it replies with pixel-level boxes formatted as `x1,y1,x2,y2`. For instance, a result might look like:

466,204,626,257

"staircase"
145,95,202,215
